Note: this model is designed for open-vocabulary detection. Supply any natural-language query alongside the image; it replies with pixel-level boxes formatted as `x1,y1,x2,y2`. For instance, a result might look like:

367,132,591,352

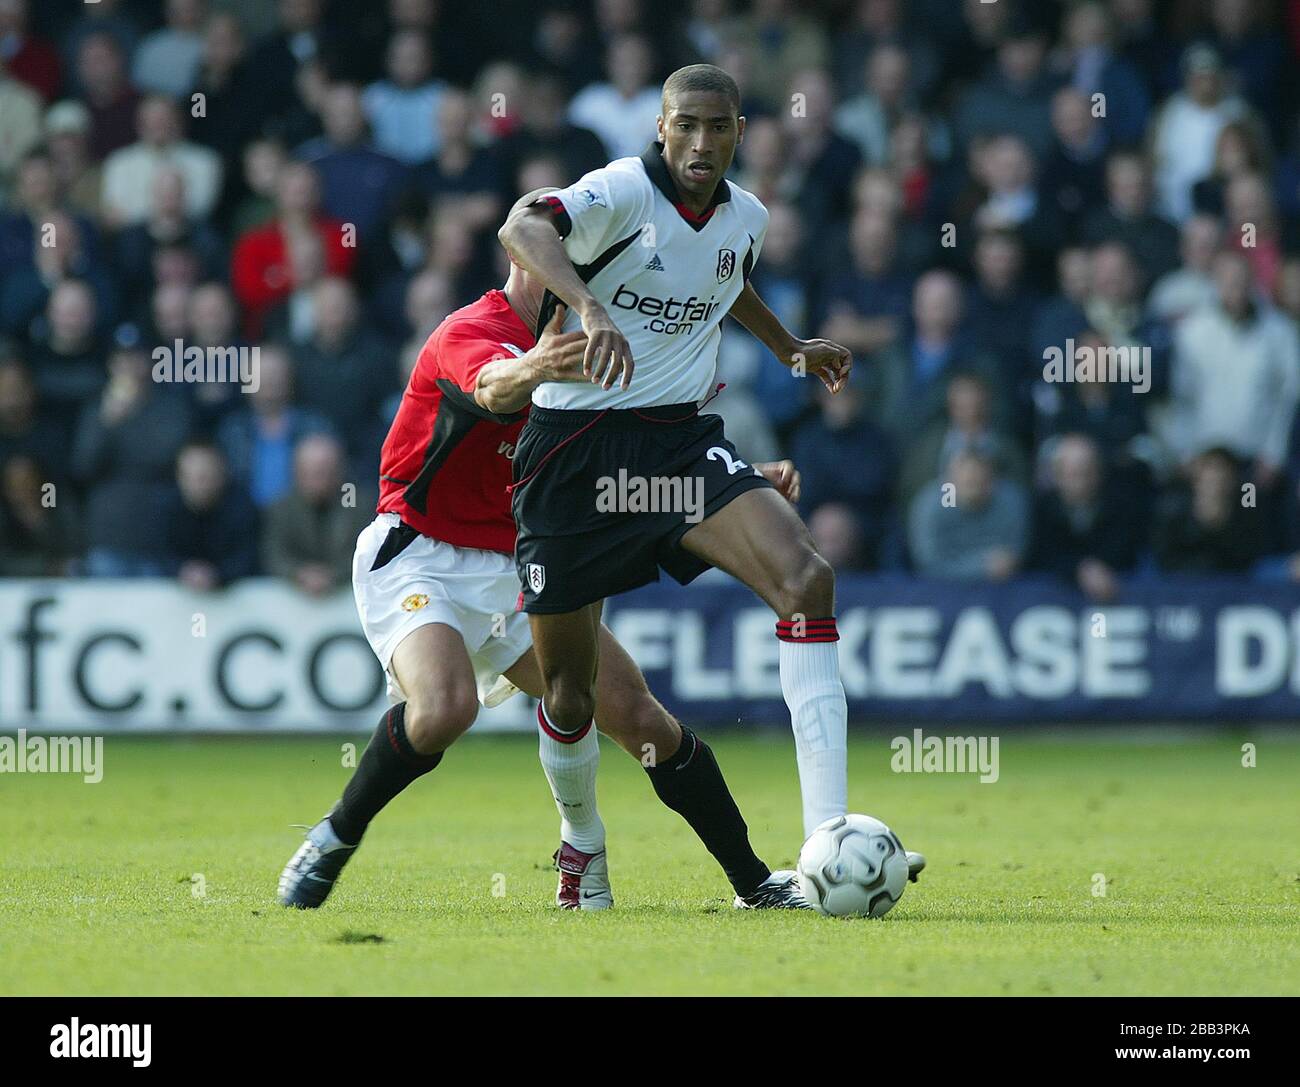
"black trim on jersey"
369,521,420,572
400,381,521,515
536,194,572,238
578,230,642,283
535,290,561,340
533,230,643,338
639,141,732,231
742,233,755,283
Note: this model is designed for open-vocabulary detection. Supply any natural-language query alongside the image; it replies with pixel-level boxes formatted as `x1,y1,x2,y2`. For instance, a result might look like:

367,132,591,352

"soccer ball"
797,814,910,918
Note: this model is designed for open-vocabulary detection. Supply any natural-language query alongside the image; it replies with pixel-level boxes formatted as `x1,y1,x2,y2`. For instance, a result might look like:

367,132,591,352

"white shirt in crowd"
101,141,224,224
131,29,205,97
1151,92,1247,223
1165,301,1300,467
566,84,662,161
1147,267,1218,325
362,80,447,165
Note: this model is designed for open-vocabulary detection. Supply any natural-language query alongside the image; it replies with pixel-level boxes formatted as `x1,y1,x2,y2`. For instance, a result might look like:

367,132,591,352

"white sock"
777,620,848,838
536,702,605,854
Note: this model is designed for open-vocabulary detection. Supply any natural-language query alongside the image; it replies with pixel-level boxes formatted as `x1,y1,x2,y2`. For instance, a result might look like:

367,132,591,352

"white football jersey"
530,142,769,410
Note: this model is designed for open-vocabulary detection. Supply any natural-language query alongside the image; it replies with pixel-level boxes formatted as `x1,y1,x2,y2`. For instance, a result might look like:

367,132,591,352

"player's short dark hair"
661,64,741,117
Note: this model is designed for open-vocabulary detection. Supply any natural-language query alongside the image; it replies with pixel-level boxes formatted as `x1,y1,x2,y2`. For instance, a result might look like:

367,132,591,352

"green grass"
1,731,1297,995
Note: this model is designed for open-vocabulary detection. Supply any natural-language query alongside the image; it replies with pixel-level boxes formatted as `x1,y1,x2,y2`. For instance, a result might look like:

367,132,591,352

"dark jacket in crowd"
160,482,259,584
1153,490,1260,574
70,391,193,558
260,491,371,586
1029,487,1146,581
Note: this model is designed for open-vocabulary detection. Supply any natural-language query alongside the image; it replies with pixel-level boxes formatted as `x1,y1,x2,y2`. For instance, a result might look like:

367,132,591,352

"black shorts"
511,403,773,614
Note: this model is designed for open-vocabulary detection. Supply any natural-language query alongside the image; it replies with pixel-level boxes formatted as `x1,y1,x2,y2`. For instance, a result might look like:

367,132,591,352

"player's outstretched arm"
497,201,634,391
729,280,852,394
474,305,589,415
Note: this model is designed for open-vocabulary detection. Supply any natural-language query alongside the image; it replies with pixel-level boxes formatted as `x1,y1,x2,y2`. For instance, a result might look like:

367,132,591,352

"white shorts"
352,513,533,707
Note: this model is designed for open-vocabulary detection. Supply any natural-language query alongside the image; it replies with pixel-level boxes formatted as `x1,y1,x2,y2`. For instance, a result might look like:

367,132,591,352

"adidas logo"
644,253,665,271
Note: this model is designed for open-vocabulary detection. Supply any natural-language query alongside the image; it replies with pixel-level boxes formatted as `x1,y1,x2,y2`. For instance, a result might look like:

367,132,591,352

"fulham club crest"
526,563,546,593
716,248,735,282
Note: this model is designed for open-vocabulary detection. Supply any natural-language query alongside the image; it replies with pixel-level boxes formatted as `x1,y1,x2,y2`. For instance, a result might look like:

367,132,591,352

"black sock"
645,725,770,897
329,703,443,845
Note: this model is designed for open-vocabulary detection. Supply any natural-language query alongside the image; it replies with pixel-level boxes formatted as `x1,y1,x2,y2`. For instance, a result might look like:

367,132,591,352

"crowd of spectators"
3,0,1300,601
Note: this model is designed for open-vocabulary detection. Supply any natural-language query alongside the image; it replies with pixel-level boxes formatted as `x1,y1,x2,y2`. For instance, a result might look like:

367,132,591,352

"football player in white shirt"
500,64,924,887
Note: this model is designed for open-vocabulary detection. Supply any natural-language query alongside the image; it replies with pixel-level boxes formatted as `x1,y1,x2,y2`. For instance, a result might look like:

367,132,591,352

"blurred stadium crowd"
2,0,1300,602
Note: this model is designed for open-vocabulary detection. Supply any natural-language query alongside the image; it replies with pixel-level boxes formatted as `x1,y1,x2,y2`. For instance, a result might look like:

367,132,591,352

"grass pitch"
1,730,1296,996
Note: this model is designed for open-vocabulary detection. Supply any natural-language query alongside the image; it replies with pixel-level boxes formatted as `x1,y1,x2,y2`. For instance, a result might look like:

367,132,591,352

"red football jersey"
377,289,536,553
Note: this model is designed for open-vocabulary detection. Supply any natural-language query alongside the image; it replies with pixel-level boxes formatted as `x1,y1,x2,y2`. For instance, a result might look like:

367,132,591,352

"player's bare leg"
510,603,609,906
278,624,477,908
507,623,805,907
389,622,482,747
528,602,603,730
679,487,847,838
505,610,607,860
588,630,805,905
506,620,679,759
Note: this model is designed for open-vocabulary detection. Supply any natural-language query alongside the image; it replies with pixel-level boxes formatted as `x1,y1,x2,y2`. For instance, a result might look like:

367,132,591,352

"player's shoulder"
426,292,523,359
569,155,654,204
428,297,489,347
723,178,769,229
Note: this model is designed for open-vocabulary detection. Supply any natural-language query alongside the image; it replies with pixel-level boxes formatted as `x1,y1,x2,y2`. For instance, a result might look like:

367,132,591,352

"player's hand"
532,303,590,381
755,459,801,505
791,338,852,394
579,306,634,390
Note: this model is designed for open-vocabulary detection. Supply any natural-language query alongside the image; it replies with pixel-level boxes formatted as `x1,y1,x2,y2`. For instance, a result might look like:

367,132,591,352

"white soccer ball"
797,814,910,918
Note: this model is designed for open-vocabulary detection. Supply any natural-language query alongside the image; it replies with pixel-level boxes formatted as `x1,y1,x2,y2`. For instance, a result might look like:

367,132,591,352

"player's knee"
405,689,478,754
774,549,836,618
544,677,596,733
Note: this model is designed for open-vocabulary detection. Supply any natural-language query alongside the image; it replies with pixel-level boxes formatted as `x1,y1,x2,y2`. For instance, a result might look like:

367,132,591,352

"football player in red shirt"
279,193,809,911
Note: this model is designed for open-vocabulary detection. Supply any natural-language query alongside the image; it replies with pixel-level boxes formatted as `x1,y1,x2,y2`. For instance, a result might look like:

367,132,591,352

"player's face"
657,92,745,201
